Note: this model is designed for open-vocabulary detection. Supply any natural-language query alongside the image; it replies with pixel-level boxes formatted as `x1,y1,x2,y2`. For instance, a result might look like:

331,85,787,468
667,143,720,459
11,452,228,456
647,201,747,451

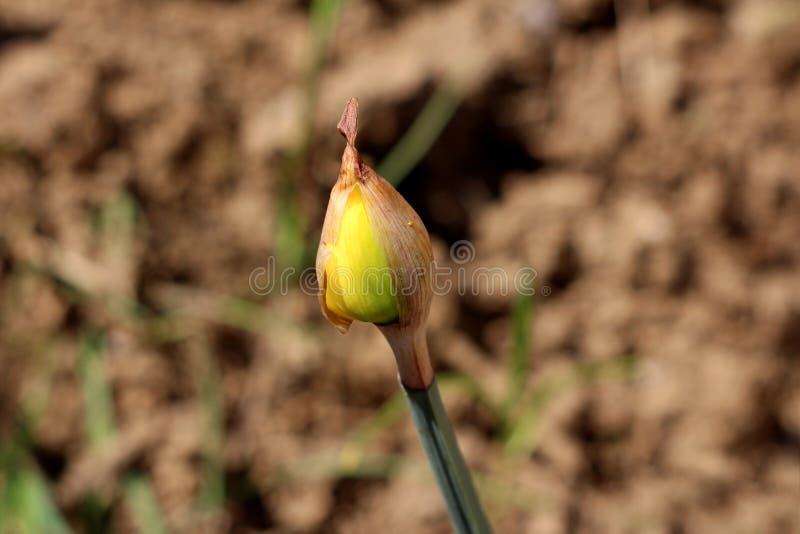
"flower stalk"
404,379,491,534
316,98,491,532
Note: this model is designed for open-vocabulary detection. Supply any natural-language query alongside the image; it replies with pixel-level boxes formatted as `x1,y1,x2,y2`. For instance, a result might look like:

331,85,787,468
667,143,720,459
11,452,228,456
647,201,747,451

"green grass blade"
338,391,407,471
97,192,137,262
378,84,462,186
123,475,170,534
6,468,72,534
75,331,116,531
503,289,535,418
438,373,501,419
0,440,71,534
191,344,225,510
504,355,637,456
276,0,346,270
77,331,115,448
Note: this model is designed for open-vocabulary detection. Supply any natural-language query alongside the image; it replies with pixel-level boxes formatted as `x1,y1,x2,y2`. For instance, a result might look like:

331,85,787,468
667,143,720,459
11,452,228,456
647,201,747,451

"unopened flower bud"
316,98,434,388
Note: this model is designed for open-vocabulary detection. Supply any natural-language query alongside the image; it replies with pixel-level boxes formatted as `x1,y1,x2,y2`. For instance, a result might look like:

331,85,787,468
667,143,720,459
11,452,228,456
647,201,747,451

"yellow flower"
316,98,435,388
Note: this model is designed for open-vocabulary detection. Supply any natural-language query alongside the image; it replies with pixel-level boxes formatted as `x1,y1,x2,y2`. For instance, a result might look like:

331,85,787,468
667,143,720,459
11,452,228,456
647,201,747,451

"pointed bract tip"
337,97,359,147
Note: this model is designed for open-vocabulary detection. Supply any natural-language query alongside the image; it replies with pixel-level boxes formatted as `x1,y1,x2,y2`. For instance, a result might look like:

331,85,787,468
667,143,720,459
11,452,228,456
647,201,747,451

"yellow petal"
324,185,399,324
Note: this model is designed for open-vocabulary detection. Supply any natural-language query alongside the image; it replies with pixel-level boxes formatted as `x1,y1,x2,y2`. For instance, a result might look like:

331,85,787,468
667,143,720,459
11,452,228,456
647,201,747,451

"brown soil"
1,0,799,533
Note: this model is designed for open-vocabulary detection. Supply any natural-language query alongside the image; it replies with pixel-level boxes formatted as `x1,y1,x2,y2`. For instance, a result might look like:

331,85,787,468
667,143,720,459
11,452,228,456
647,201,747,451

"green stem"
403,379,492,534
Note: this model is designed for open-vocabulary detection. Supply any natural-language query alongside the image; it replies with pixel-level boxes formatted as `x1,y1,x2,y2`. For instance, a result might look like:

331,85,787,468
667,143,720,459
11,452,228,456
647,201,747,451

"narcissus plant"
316,98,491,534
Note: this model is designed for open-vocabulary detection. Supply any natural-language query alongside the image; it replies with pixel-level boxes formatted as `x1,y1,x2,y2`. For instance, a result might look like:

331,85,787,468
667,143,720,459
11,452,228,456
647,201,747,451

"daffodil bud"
316,98,434,388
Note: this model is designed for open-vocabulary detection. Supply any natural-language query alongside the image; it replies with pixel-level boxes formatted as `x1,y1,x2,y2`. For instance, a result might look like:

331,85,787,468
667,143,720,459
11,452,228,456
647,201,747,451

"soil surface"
1,0,799,533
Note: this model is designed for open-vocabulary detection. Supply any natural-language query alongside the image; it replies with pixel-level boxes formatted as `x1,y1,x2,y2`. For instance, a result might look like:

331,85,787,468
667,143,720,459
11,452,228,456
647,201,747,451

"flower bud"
316,98,434,388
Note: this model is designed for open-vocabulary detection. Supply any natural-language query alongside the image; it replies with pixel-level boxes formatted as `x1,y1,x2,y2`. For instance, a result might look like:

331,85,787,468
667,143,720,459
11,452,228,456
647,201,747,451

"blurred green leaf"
308,0,345,91
0,441,70,534
76,331,116,532
80,494,110,534
191,342,225,511
275,197,309,272
77,331,115,448
275,0,346,271
268,452,402,489
339,392,407,471
97,192,137,259
505,289,535,413
504,355,637,457
438,372,500,418
378,84,462,186
123,475,170,534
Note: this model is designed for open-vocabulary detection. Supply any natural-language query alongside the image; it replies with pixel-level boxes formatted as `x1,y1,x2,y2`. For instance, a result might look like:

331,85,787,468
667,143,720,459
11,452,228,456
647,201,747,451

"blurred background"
1,0,799,532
